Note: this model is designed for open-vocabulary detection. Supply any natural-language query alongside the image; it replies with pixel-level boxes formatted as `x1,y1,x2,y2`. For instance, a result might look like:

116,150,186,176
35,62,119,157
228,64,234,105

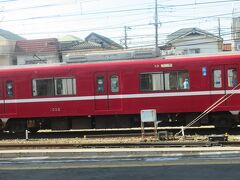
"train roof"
0,53,240,74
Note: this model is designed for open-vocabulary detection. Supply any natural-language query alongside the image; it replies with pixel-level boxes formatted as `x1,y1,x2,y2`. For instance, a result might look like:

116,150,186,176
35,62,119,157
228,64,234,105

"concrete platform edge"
1,147,240,158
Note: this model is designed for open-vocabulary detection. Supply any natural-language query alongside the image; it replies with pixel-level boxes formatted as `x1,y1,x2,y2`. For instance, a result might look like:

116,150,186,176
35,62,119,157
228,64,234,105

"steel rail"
0,141,240,149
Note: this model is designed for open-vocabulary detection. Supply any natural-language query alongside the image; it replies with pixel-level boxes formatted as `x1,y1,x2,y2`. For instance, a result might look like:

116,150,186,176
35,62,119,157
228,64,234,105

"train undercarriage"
1,111,240,133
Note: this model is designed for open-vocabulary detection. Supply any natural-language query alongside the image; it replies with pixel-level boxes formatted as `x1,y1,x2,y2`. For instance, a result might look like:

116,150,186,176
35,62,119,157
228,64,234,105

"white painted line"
0,90,234,104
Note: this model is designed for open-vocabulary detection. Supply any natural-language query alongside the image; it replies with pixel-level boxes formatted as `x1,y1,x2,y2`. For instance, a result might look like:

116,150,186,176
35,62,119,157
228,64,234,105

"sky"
0,0,240,48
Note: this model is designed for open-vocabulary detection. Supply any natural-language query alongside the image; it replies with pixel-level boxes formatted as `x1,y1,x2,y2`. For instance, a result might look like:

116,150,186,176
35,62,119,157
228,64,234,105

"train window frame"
32,78,54,97
54,77,76,96
164,71,178,90
212,69,222,88
140,72,164,92
110,75,119,93
164,71,190,91
96,75,105,93
6,80,14,97
227,68,238,88
140,70,190,92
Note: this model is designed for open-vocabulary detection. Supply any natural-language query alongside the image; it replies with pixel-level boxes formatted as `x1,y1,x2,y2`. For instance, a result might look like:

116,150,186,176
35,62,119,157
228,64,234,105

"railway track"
1,126,240,140
0,141,240,150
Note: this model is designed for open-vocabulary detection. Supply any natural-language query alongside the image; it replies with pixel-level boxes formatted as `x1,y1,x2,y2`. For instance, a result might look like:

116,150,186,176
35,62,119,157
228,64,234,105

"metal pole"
181,126,185,137
25,130,29,140
218,17,221,38
124,26,128,49
155,0,159,57
218,17,222,51
124,26,131,49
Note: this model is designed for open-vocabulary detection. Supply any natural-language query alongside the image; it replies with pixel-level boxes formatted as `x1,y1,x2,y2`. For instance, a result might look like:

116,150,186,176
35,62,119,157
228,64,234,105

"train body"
1,54,240,132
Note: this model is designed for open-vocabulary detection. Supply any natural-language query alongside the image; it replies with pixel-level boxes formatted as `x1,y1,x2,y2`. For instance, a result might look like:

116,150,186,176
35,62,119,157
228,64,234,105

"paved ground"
1,153,240,180
1,164,240,180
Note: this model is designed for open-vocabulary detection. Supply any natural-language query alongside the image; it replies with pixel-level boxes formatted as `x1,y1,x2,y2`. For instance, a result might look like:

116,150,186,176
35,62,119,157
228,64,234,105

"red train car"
1,53,240,133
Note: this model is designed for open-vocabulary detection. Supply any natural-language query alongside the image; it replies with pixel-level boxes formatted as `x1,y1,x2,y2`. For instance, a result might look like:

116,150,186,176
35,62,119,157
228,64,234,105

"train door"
210,65,226,107
94,72,122,111
108,72,122,111
0,79,17,115
0,79,4,115
210,64,239,107
95,73,108,111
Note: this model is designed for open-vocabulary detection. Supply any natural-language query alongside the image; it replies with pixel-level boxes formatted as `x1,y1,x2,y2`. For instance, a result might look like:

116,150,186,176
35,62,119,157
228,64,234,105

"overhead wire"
0,0,238,50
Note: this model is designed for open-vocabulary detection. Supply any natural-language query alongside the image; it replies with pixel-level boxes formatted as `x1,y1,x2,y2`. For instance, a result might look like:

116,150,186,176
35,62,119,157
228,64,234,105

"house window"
183,50,188,55
189,48,200,54
237,43,240,51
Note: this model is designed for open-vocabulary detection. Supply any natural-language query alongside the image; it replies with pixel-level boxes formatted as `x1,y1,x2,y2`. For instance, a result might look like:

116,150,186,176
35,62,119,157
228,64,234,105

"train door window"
110,75,119,93
213,69,222,88
55,77,76,95
96,76,104,93
32,78,54,96
6,80,14,97
227,69,238,87
140,73,164,91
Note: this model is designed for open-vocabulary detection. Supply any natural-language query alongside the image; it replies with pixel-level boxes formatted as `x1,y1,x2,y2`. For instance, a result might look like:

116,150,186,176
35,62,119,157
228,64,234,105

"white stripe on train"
1,89,240,104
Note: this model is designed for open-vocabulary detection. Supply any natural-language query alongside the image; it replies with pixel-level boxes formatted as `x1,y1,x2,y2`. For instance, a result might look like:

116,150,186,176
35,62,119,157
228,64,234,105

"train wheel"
28,127,39,134
211,112,236,129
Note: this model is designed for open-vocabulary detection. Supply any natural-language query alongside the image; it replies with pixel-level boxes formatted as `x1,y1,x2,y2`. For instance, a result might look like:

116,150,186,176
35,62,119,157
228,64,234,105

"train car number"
50,108,61,112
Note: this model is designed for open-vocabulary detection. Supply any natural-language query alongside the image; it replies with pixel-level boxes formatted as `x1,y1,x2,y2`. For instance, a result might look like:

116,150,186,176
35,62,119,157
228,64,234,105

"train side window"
164,72,178,90
178,71,190,90
140,74,152,91
228,69,238,87
164,71,189,90
213,69,222,88
140,73,164,91
6,80,14,97
32,78,54,96
110,75,119,93
96,76,104,93
55,77,76,95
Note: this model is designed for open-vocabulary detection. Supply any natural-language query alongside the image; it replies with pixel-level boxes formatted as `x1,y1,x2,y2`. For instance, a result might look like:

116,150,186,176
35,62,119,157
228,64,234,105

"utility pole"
218,17,222,51
154,0,159,57
218,17,221,38
124,26,131,49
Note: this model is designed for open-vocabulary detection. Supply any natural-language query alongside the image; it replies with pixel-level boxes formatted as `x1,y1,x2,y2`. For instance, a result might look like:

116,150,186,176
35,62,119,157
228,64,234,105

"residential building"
59,35,84,51
232,17,240,51
164,28,223,55
59,34,155,63
15,38,61,65
85,32,123,50
0,29,24,65
59,35,103,62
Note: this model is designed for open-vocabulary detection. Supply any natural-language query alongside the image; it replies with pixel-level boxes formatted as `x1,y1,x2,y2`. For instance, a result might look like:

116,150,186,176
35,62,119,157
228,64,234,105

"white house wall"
0,38,17,65
171,35,221,55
